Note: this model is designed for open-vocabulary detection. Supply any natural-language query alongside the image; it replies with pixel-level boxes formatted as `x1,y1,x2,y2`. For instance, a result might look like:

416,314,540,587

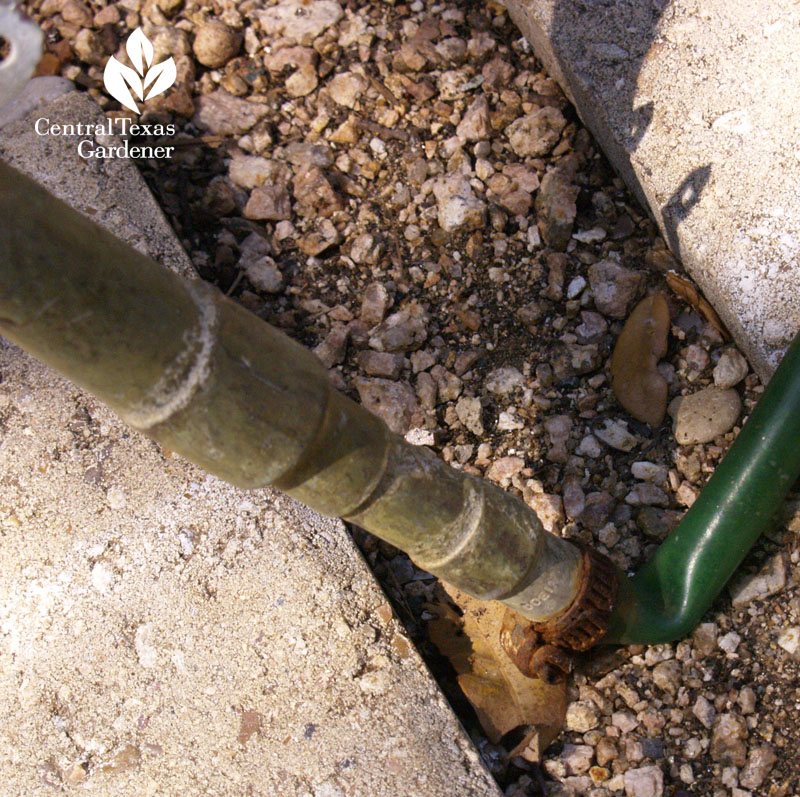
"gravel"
27,0,800,793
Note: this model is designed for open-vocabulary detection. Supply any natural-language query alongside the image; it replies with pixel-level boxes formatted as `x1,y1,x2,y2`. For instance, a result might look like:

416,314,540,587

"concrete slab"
504,0,800,380
0,80,192,278
0,83,500,795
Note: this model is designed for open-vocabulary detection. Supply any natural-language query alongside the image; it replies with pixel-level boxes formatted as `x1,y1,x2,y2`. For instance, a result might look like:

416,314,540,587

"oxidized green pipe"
0,160,590,626
606,329,800,644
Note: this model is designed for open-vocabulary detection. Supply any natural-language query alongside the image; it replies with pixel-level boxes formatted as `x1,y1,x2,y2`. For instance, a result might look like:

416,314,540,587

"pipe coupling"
533,544,619,651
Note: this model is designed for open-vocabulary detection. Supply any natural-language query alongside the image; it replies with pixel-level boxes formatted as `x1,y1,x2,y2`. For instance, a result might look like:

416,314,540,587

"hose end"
533,544,619,651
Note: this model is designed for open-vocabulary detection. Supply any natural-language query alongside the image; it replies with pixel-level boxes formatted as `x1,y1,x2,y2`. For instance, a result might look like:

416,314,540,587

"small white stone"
595,420,638,452
718,631,741,654
404,428,435,446
566,276,587,299
777,626,800,655
577,434,603,458
631,461,668,484
713,348,749,389
573,226,607,243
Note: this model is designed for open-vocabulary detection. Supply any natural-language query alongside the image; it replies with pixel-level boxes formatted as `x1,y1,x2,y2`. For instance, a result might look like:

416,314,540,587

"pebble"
730,552,786,606
244,186,292,221
358,351,401,379
562,478,585,519
595,420,638,452
713,348,749,388
433,175,487,233
566,276,587,299
692,623,718,656
286,66,319,98
718,631,741,655
737,686,756,715
229,156,290,191
430,365,462,402
192,90,269,135
710,713,748,766
631,461,667,484
636,507,679,540
456,94,491,142
415,373,437,409
506,107,567,157
293,167,343,218
652,660,681,695
577,435,603,459
486,456,524,484
544,414,572,463
368,305,428,353
580,491,615,530
566,700,600,732
485,366,524,395
350,234,383,266
353,377,418,434
535,170,579,251
455,396,483,436
668,387,741,444
360,283,391,327
61,0,93,26
328,71,368,107
596,738,619,767
257,0,343,45
193,21,241,68
739,746,777,789
244,257,282,294
692,695,716,729
624,765,663,797
612,711,639,733
625,483,669,507
560,744,594,775
777,626,800,655
526,492,564,532
588,260,643,319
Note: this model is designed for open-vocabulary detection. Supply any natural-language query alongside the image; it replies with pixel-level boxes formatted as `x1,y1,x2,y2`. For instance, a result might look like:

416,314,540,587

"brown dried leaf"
610,293,670,427
427,584,566,756
665,270,730,340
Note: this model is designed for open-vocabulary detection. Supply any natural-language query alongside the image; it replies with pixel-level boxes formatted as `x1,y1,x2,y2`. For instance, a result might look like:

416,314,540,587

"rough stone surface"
192,21,241,68
353,377,419,434
505,106,567,157
624,765,664,797
0,84,191,277
713,347,750,389
504,0,800,380
729,552,786,606
192,90,270,136
668,387,741,444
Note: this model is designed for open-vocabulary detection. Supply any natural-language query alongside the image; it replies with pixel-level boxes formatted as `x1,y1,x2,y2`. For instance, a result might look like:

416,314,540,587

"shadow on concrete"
660,163,711,257
507,0,711,258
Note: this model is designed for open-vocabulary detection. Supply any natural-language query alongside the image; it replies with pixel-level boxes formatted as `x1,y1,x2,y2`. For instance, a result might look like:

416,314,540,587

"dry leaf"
610,293,670,427
665,270,730,340
427,583,566,758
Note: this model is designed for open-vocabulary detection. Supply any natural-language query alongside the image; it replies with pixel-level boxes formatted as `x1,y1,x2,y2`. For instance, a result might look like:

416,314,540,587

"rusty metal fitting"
499,609,572,683
532,544,619,652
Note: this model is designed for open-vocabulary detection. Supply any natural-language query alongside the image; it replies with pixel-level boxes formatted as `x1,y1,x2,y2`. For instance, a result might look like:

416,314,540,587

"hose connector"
533,544,618,651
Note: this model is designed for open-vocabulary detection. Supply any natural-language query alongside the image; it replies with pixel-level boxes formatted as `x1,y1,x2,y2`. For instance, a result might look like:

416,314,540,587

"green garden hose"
605,330,800,644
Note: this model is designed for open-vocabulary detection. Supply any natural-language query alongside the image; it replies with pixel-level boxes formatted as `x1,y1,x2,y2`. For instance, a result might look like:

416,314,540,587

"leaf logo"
103,28,176,114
